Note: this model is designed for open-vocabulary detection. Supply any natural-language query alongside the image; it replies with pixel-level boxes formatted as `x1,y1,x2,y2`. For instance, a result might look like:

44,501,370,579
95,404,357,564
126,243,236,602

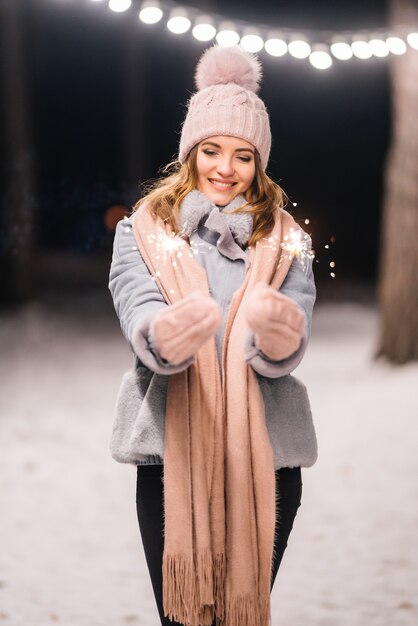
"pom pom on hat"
195,45,262,94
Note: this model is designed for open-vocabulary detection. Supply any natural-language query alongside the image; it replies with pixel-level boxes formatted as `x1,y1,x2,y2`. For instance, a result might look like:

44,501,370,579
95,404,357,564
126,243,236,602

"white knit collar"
178,190,254,246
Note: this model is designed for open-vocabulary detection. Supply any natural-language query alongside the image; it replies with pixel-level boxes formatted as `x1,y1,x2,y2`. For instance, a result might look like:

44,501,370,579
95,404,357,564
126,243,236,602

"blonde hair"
133,146,288,246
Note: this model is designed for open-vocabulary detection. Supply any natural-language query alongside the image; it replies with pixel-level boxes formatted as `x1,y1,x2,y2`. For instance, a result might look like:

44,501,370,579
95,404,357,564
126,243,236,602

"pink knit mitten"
245,283,305,361
150,292,222,365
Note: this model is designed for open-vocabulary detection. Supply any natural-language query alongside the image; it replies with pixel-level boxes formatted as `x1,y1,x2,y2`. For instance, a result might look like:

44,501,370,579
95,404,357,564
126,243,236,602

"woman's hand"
245,283,305,361
150,292,222,365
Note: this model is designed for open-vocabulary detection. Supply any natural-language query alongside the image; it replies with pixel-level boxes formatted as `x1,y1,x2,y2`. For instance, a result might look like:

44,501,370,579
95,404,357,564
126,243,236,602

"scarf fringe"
213,552,226,619
163,551,226,626
225,592,271,626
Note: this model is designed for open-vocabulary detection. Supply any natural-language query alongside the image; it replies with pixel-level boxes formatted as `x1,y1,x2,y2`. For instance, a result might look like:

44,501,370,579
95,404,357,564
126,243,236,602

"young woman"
109,45,317,626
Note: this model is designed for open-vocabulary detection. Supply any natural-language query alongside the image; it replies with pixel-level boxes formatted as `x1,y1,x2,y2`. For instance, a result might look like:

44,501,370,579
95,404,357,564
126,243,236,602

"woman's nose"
216,158,234,178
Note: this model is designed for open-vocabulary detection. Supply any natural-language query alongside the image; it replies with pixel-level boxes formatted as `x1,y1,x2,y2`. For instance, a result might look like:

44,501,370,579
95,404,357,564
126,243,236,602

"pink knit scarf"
132,202,297,626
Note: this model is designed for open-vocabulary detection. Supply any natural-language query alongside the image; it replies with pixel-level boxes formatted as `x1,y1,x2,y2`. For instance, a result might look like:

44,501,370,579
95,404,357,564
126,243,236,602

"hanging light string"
88,0,418,70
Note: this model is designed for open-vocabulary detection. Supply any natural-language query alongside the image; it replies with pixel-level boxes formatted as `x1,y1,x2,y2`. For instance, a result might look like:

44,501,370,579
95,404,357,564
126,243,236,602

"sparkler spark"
147,228,187,264
281,227,315,273
256,234,279,251
253,227,314,274
147,220,208,266
146,221,209,297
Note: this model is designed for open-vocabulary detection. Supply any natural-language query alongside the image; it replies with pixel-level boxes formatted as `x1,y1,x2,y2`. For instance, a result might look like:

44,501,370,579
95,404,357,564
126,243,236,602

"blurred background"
0,0,394,298
1,1,417,625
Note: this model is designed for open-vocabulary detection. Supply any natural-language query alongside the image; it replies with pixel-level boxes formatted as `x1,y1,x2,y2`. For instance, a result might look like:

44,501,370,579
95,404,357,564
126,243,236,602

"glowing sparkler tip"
147,219,210,275
280,227,313,274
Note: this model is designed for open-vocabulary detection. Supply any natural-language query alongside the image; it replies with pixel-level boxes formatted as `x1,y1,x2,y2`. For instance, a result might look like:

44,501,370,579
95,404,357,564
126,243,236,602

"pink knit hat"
178,46,271,170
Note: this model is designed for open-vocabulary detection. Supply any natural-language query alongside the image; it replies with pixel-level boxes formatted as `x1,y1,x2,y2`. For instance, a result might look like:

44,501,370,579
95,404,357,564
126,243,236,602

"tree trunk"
376,0,418,363
0,0,37,303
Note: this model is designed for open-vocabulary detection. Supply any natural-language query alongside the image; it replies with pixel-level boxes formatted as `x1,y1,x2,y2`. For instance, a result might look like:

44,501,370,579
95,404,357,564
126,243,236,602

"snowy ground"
1,292,417,626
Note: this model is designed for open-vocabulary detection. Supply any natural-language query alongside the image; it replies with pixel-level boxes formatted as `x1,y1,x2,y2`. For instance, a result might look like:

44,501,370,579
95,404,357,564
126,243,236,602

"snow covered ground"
1,292,417,626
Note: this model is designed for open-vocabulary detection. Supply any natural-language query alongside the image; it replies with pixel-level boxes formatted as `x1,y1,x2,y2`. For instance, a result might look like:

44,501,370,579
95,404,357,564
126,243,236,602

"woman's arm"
108,216,194,374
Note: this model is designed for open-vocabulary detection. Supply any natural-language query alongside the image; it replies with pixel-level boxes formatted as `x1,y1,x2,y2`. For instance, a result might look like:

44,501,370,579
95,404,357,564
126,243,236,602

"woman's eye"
237,156,252,163
203,149,217,156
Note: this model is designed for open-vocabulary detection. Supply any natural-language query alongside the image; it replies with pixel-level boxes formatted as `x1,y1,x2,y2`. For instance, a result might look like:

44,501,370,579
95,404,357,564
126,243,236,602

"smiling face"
195,135,256,206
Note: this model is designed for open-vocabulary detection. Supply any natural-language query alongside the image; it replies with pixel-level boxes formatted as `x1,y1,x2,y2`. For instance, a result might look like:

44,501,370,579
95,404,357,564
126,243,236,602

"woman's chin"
206,190,235,206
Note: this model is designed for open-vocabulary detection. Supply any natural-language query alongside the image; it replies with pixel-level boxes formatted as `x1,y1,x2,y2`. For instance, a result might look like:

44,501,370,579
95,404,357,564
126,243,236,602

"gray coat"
108,191,318,469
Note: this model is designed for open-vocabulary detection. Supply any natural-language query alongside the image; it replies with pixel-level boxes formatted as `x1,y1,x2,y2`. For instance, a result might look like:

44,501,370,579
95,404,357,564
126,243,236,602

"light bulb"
309,47,332,70
139,2,163,24
192,16,216,41
167,8,191,34
265,37,287,57
368,38,389,57
216,22,240,47
108,0,132,12
240,33,264,53
330,42,353,60
407,32,418,49
386,36,407,55
351,40,372,59
288,39,311,59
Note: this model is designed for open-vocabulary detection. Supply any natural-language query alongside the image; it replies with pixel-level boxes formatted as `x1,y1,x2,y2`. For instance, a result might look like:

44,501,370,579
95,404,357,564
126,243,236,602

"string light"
192,16,216,42
407,33,418,49
108,0,131,12
83,1,418,68
309,45,333,70
265,35,288,57
351,39,373,59
216,22,240,47
368,38,389,57
386,36,407,54
330,41,353,60
167,8,191,34
288,37,311,59
139,1,163,24
240,29,264,53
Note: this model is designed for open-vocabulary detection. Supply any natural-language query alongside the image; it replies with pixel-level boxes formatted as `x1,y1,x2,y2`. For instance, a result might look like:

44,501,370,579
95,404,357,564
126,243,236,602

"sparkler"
281,227,315,273
147,220,210,267
147,228,187,265
145,220,212,296
255,226,315,274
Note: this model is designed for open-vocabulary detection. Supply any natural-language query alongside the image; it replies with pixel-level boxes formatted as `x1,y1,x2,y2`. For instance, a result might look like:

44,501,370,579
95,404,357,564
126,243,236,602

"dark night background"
0,0,391,298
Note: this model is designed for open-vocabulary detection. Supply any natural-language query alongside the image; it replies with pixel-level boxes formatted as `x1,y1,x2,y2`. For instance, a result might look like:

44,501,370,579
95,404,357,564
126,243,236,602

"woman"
109,45,317,626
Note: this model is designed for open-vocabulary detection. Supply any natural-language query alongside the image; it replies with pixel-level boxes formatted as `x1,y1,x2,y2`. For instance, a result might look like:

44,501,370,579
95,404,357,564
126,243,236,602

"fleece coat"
108,191,317,470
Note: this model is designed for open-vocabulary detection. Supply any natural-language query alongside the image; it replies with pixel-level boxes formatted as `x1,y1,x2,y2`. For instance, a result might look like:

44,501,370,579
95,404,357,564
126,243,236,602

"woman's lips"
208,178,236,191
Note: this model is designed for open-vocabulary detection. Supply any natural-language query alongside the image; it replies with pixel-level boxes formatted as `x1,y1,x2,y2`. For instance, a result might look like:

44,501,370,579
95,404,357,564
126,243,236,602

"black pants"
136,464,302,626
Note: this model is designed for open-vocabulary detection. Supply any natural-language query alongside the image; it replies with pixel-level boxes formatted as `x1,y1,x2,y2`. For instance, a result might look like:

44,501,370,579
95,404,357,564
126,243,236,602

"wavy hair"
133,146,289,246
